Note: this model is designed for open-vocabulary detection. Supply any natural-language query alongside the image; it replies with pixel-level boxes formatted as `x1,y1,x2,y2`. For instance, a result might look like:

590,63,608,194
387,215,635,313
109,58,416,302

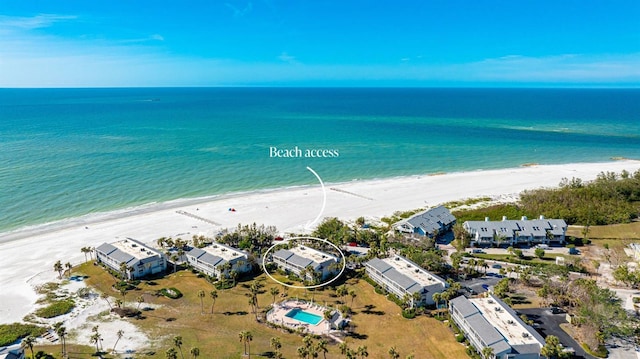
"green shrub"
159,287,182,299
456,333,466,343
401,308,417,319
34,300,75,318
0,323,46,346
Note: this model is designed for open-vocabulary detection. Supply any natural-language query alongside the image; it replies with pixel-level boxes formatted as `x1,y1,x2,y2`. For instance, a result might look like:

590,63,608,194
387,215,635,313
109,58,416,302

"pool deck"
267,299,336,336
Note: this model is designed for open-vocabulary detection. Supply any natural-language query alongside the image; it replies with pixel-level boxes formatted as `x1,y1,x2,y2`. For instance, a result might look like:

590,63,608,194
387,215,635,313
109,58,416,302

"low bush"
401,308,417,319
34,300,75,318
0,323,46,346
159,287,182,299
455,333,466,343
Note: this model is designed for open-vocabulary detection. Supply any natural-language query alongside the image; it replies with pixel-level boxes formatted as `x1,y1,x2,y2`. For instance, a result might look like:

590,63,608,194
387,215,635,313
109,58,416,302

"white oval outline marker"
304,166,327,231
261,236,346,289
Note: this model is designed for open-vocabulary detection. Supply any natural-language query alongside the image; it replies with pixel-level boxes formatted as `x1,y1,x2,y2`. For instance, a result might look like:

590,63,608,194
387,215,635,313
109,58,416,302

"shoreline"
2,159,640,325
3,159,638,243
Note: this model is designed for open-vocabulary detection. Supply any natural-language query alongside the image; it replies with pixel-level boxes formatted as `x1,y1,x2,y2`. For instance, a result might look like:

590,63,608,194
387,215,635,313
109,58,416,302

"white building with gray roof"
0,345,24,359
186,242,251,278
449,294,544,359
464,215,567,247
95,238,167,280
394,205,456,238
272,245,339,281
365,255,447,306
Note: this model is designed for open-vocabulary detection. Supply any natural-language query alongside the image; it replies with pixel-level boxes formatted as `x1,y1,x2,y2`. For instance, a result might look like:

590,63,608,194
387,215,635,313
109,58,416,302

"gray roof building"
272,245,339,281
186,242,250,278
449,294,544,359
95,238,166,279
365,255,447,306
395,205,456,237
464,215,567,246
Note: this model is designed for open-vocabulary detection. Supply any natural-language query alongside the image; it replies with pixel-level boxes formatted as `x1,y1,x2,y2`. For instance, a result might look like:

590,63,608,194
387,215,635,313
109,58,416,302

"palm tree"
119,262,129,280
297,346,309,359
270,287,280,304
356,345,368,358
432,292,441,318
65,262,73,277
388,346,400,359
53,322,67,358
90,326,102,354
197,290,206,314
136,295,145,311
238,331,253,357
349,290,357,307
101,293,113,311
166,348,178,359
190,347,200,359
21,335,36,359
270,337,282,356
210,289,218,314
54,260,63,279
173,336,184,359
481,346,494,359
81,246,91,262
339,342,349,356
311,339,326,359
119,287,128,308
113,329,124,353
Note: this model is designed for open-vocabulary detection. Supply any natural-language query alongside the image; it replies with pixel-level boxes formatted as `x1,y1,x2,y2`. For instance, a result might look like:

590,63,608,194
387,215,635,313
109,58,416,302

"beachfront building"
272,245,340,281
186,242,251,278
0,345,25,359
449,294,544,359
394,205,456,238
95,238,167,280
463,215,567,247
365,255,447,306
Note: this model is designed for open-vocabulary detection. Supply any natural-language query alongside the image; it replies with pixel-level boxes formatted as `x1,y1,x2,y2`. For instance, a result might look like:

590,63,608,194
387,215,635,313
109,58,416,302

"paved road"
517,308,596,359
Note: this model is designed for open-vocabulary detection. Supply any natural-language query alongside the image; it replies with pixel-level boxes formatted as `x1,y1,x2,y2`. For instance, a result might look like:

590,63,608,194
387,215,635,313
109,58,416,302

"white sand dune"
2,160,640,326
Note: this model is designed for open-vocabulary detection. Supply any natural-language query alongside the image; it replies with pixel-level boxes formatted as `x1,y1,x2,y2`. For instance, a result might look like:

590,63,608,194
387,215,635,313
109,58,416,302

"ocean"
1,87,639,233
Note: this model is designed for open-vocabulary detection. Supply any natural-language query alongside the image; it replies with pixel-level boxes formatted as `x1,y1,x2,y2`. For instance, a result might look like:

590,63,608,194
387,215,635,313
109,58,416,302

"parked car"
472,249,485,254
491,263,502,269
568,247,580,255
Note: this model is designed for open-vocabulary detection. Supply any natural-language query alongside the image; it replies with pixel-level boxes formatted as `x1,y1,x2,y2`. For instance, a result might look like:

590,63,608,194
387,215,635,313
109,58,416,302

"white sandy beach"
2,160,640,340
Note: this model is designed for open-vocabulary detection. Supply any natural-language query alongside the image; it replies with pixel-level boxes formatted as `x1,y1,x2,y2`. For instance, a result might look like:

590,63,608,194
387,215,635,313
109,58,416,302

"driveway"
459,275,501,296
517,308,596,359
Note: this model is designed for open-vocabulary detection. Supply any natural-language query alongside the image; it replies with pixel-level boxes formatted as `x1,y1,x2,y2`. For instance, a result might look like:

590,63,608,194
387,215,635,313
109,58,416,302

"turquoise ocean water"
1,88,639,233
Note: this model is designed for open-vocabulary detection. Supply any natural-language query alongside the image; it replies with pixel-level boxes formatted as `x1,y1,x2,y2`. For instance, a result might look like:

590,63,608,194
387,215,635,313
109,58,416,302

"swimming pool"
285,308,323,325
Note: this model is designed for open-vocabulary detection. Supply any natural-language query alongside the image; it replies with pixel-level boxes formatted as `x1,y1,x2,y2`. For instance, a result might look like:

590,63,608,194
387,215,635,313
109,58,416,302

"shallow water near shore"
2,87,639,233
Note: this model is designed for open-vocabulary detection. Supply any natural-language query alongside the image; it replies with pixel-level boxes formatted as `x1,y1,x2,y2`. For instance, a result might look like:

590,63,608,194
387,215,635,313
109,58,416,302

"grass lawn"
77,263,466,359
567,222,640,240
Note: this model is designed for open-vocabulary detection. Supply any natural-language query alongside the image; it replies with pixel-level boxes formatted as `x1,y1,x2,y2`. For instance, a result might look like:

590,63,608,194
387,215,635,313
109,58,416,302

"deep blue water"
1,88,639,232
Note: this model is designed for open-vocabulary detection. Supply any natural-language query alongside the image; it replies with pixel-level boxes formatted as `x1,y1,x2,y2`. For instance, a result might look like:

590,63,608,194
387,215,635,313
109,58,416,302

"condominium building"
95,238,167,280
186,242,251,278
272,245,340,281
449,294,544,359
464,215,567,247
394,205,457,238
365,255,447,306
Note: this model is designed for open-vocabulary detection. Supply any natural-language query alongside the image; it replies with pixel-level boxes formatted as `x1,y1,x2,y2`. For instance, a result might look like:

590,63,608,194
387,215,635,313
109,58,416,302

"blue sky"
0,1,639,87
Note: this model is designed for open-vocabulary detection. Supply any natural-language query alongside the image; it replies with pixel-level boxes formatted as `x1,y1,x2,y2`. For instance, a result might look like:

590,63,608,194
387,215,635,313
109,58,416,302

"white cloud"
277,52,298,64
150,34,164,41
0,14,77,30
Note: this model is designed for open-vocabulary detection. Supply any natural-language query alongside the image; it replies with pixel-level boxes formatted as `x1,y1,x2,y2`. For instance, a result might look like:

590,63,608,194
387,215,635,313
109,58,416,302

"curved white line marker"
262,236,346,289
304,166,327,231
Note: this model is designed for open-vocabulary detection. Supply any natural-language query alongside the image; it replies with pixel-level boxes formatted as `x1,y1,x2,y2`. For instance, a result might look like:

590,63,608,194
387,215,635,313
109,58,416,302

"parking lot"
517,308,595,359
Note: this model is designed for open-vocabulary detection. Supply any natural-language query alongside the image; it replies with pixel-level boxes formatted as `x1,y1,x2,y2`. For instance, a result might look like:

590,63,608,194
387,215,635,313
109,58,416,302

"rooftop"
201,242,247,261
383,256,446,288
106,238,161,261
288,245,338,264
471,296,543,347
